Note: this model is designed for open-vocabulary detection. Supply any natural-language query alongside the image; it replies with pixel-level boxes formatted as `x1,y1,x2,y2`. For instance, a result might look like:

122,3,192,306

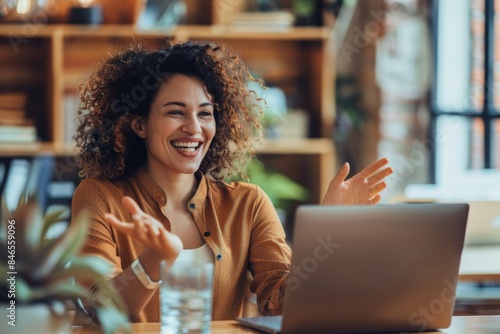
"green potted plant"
0,196,130,334
246,160,307,211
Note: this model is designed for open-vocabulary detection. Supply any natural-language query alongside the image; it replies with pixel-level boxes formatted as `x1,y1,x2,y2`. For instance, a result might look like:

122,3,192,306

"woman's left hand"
321,158,393,205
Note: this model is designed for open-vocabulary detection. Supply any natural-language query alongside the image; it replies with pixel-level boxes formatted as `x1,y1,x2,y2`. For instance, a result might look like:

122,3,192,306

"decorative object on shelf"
279,109,309,139
0,195,130,334
0,0,49,23
323,0,343,27
250,0,280,11
248,81,288,139
68,0,103,25
136,0,186,30
101,0,146,24
292,0,323,26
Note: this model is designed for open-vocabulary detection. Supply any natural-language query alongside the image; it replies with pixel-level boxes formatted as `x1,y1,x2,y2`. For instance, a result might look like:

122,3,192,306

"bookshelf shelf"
0,24,330,40
0,139,333,158
260,139,334,155
0,143,77,157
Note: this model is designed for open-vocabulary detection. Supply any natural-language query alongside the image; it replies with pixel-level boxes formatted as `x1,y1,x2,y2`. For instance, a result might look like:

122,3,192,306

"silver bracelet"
131,258,161,290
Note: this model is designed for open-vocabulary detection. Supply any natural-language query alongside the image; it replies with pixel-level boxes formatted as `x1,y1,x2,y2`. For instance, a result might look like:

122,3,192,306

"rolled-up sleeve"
72,179,123,282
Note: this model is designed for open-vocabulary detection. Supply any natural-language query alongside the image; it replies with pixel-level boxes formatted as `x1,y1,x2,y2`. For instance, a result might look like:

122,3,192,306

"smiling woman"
71,40,393,325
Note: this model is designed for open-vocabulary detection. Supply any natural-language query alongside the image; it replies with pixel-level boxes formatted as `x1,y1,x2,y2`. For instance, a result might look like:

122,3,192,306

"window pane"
436,0,478,112
435,116,467,185
494,120,500,167
495,0,500,110
435,115,487,184
471,117,484,169
471,0,484,111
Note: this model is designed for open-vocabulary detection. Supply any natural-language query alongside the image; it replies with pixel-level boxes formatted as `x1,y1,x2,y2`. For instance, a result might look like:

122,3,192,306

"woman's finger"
369,194,381,205
151,228,183,262
122,196,144,216
370,182,387,197
357,158,390,179
144,220,160,236
105,213,135,233
367,167,393,186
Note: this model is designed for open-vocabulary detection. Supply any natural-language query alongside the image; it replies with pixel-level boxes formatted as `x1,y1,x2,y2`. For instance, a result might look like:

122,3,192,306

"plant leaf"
0,195,11,241
30,212,89,282
14,197,44,252
47,256,112,285
15,277,33,302
41,207,69,240
17,280,91,303
247,160,307,207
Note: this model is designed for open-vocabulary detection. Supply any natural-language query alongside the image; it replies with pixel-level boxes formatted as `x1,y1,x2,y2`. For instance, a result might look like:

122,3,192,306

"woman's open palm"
104,196,183,263
322,158,393,205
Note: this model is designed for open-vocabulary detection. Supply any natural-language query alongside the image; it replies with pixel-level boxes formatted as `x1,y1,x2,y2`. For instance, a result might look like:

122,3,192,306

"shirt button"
216,254,222,260
189,203,195,209
204,231,211,237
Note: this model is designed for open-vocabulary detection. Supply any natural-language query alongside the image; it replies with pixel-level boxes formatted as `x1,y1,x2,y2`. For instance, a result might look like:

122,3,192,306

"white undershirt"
175,243,213,265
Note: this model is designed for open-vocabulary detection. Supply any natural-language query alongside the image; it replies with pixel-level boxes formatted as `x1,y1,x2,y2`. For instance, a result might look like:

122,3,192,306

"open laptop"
463,201,500,246
237,203,469,334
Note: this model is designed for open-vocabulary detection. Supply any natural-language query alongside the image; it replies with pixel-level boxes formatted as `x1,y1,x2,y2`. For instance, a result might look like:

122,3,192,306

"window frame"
430,0,500,185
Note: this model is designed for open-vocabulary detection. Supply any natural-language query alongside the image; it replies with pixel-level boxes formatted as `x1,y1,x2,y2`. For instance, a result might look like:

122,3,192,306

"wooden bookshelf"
0,3,336,204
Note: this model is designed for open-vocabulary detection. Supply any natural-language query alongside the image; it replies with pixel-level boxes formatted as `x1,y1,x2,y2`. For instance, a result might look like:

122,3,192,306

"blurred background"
1,0,500,317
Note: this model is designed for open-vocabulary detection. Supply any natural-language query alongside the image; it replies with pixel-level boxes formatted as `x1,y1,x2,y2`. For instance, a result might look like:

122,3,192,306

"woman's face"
134,74,216,176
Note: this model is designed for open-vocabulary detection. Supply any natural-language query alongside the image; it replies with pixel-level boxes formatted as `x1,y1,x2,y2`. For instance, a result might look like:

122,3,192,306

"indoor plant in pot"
0,196,130,334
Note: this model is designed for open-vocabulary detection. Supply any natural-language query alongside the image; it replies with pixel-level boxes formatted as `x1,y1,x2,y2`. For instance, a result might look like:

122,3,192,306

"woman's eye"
199,111,213,117
167,110,183,116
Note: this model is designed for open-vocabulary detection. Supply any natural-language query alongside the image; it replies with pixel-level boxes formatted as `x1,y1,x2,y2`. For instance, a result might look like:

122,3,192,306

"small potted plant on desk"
0,196,130,334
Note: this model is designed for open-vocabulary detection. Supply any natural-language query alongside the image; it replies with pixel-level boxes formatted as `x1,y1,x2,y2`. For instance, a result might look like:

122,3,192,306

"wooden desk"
69,316,500,333
459,245,500,281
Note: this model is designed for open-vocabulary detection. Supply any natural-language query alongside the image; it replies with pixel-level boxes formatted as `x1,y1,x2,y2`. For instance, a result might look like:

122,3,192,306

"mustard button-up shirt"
72,167,291,322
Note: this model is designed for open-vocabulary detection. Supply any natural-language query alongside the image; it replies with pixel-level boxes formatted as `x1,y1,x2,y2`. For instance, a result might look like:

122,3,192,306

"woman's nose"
182,115,201,134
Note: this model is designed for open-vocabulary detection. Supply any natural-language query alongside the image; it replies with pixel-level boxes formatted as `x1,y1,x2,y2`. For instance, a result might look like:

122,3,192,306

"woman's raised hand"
321,158,393,206
104,196,183,263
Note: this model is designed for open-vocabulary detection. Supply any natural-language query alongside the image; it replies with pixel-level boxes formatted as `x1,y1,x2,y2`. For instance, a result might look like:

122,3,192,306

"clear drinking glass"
160,261,214,334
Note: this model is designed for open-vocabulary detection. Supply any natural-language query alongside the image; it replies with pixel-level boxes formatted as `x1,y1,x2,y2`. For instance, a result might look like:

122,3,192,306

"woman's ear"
130,117,146,138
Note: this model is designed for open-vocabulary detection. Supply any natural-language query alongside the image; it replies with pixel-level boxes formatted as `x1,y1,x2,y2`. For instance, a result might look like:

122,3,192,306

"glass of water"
160,261,214,334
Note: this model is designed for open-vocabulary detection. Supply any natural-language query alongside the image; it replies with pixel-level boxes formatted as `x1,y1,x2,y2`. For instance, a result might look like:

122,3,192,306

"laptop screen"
280,203,468,334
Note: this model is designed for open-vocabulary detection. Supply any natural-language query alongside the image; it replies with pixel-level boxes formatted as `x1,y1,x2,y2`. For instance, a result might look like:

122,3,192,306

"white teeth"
176,147,196,152
172,142,201,151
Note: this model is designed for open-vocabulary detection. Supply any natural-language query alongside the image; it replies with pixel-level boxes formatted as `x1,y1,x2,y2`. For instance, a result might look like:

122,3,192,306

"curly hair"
74,40,264,182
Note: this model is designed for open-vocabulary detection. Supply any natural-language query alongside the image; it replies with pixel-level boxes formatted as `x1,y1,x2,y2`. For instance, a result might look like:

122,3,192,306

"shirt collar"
133,167,209,206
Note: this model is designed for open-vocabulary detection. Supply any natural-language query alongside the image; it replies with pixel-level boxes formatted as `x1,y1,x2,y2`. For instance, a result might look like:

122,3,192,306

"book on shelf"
228,11,295,30
0,125,37,143
0,108,26,121
0,91,27,110
0,95,36,142
0,118,34,126
64,92,80,144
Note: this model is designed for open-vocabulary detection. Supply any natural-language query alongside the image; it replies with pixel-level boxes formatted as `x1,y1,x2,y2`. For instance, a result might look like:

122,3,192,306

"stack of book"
0,92,37,143
227,11,295,31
